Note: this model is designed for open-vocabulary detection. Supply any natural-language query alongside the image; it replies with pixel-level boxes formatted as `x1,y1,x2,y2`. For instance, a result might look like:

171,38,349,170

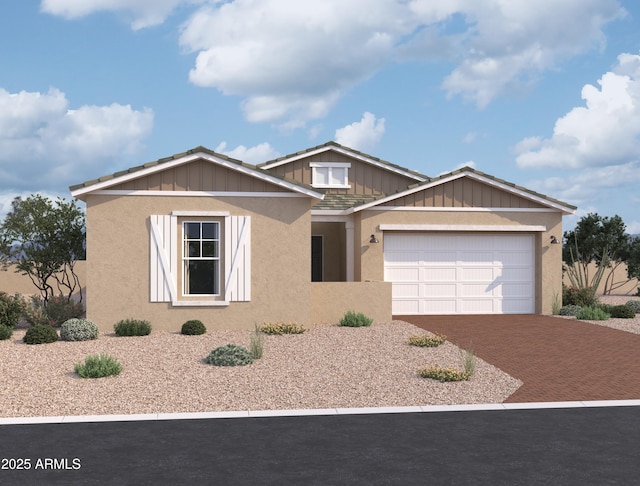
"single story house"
70,142,576,331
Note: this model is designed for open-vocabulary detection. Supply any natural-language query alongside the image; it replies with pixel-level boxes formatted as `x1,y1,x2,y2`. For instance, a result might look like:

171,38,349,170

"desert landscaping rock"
0,321,521,418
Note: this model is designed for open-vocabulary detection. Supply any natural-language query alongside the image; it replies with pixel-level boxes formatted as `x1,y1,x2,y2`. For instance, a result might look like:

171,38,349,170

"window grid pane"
182,221,220,296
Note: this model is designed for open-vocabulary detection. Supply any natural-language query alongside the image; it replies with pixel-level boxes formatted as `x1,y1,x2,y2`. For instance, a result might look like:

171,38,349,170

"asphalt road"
1,406,639,485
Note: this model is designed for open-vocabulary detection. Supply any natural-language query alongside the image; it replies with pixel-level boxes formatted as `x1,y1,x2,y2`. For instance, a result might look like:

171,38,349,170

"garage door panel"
392,283,420,298
424,283,456,297
459,267,495,281
384,233,534,314
423,267,456,281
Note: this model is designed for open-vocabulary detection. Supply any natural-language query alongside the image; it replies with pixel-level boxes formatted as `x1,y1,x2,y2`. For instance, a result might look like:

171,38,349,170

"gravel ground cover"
0,321,521,418
556,294,640,334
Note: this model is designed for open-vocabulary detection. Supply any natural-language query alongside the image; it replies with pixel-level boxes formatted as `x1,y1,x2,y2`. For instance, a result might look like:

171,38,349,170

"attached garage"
384,232,535,315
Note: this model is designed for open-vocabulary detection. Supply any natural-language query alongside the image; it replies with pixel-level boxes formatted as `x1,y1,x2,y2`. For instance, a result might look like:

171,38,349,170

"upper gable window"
310,162,350,188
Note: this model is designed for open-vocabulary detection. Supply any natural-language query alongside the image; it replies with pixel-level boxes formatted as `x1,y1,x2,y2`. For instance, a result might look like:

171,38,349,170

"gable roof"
70,146,324,200
351,166,577,214
259,141,428,182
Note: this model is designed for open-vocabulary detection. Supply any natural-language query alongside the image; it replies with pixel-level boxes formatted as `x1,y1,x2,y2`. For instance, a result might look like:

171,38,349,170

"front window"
183,221,220,295
310,162,350,188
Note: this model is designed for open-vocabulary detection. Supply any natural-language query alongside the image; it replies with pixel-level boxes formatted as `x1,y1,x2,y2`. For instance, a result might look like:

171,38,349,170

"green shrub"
562,286,597,307
45,295,84,327
625,300,640,314
23,324,59,344
339,311,373,327
74,354,122,378
181,320,206,335
60,318,99,341
559,305,582,316
576,306,610,321
250,324,263,359
608,305,636,319
205,344,254,366
0,325,13,340
114,319,152,336
418,366,471,382
408,333,447,347
260,322,306,335
0,292,25,328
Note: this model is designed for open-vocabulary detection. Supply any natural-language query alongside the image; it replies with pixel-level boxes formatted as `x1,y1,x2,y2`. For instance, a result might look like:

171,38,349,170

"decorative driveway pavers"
399,314,640,403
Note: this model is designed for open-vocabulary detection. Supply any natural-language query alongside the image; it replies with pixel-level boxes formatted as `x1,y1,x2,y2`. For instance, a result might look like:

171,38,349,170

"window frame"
310,162,351,189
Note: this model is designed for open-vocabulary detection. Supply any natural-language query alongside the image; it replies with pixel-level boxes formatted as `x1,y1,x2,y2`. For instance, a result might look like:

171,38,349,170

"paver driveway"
399,314,640,402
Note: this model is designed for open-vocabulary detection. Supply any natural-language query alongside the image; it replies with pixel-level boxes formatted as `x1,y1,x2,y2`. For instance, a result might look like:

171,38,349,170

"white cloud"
526,161,640,208
0,87,153,191
515,52,640,169
43,0,625,123
334,112,386,152
214,142,280,165
40,0,204,29
462,132,477,144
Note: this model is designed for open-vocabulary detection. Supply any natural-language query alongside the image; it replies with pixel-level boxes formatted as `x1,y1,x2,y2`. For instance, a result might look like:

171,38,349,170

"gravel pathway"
0,321,521,418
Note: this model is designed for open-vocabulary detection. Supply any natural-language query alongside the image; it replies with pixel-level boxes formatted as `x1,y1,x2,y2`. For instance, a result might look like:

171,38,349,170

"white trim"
367,207,561,213
88,190,311,198
311,210,350,217
171,300,229,307
311,214,351,222
172,211,230,217
71,151,324,200
352,171,575,214
309,162,351,168
379,224,547,232
261,145,427,182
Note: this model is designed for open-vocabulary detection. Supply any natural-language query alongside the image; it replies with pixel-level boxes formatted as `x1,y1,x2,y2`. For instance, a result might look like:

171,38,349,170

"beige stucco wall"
1,261,87,300
563,262,639,295
355,209,564,314
310,281,392,324
311,222,345,281
85,194,314,331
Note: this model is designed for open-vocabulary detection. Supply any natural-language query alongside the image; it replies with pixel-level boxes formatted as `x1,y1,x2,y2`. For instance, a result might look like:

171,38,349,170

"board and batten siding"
149,214,251,303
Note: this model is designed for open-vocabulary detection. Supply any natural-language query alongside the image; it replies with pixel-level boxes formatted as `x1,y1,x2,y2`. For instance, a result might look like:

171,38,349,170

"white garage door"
384,233,534,314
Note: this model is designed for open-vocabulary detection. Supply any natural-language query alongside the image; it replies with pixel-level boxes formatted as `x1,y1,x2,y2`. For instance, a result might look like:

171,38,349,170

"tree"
0,195,85,303
562,213,631,295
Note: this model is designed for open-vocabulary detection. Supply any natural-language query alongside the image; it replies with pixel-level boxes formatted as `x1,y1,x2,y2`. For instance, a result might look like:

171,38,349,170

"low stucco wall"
563,262,639,295
311,281,392,324
0,261,87,299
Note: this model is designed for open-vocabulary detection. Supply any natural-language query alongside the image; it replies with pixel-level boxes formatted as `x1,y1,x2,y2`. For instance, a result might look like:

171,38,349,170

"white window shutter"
225,216,251,302
149,215,177,302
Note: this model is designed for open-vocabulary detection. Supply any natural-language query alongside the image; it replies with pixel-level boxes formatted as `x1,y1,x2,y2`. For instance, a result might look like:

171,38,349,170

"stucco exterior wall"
355,209,564,314
311,282,392,324
85,194,313,331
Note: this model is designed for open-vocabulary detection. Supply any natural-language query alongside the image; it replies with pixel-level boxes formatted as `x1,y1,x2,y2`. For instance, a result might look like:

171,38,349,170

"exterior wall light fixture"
369,234,379,244
550,236,560,244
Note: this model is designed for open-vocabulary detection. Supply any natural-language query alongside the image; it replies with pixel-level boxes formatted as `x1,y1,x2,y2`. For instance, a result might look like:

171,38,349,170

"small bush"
624,300,640,314
114,319,152,336
0,292,25,328
608,305,636,319
23,324,59,344
181,320,206,335
45,295,84,327
74,354,122,378
23,295,54,327
205,344,254,366
260,322,306,335
408,333,447,347
418,366,471,382
576,306,610,321
339,311,373,328
0,325,13,340
60,318,99,341
562,286,597,307
559,305,582,316
250,324,263,359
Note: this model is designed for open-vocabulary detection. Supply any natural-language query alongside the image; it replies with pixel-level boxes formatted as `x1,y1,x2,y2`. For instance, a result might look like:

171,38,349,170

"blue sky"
1,1,640,232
